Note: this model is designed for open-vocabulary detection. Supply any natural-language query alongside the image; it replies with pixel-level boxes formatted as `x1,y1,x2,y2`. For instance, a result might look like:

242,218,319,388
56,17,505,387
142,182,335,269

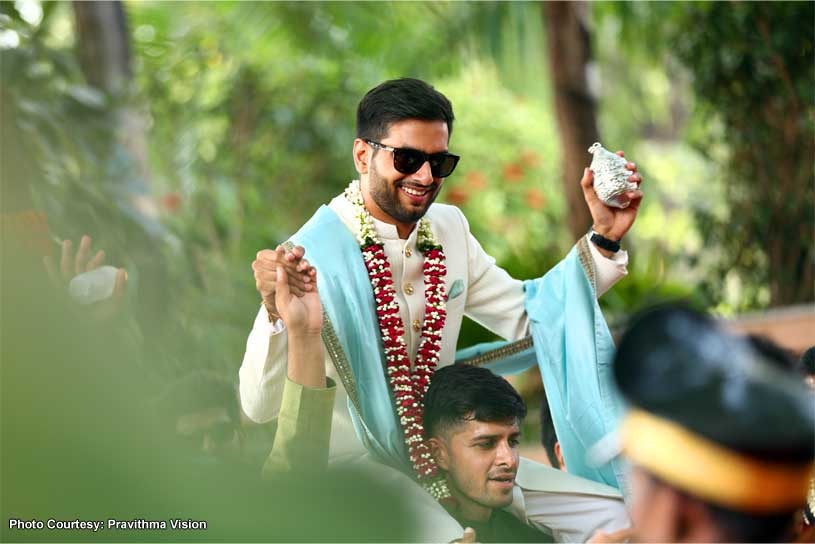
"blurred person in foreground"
242,77,640,540
599,305,815,543
1,253,415,541
799,346,815,389
797,345,815,540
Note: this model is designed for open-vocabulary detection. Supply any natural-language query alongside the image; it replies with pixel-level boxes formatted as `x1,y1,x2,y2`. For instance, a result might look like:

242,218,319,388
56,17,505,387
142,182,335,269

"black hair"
745,334,797,372
539,389,560,469
423,364,526,439
356,78,454,142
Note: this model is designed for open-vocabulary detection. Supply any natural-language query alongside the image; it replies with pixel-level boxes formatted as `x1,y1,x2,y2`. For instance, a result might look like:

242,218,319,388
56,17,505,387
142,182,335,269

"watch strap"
590,230,621,253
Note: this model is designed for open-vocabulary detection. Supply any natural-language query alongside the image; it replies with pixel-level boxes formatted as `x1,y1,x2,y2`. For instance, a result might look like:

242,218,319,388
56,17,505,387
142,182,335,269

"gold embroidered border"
320,310,361,412
577,236,597,293
458,336,534,368
320,309,373,451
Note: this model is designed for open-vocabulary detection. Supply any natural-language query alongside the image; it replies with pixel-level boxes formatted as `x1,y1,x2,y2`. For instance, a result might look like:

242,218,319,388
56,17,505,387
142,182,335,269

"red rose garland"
345,180,450,499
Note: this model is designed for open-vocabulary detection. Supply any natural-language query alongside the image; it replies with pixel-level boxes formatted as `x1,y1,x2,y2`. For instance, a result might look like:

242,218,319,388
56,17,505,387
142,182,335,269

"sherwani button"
404,283,414,295
412,319,421,331
405,247,412,257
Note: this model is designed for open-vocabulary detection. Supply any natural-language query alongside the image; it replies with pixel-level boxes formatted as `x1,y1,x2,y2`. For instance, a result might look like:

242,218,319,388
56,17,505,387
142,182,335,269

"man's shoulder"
292,204,353,247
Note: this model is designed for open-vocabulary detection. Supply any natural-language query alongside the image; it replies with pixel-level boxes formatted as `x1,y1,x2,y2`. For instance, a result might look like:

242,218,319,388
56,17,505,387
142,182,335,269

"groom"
240,78,641,540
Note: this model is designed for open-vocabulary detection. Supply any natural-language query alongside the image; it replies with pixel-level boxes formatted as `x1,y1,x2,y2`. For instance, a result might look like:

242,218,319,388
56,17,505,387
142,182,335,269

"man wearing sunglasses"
241,78,641,541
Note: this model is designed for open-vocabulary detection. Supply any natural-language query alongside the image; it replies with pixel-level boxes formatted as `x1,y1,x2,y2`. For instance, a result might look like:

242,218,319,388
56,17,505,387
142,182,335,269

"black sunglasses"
366,140,460,178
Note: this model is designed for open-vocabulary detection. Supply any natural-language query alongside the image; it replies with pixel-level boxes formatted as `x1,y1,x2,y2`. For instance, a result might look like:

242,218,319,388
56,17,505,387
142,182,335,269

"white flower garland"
343,179,450,500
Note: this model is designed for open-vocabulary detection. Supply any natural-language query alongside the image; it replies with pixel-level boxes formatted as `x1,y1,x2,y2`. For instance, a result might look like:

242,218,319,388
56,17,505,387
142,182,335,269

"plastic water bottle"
68,266,119,305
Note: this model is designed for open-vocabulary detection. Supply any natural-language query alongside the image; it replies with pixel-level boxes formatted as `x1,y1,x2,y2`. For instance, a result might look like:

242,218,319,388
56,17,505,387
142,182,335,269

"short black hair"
423,364,526,439
539,389,560,469
356,78,455,142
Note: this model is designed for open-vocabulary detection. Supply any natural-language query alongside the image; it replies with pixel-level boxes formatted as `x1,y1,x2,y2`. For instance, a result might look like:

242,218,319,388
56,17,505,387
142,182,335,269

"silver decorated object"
588,142,637,209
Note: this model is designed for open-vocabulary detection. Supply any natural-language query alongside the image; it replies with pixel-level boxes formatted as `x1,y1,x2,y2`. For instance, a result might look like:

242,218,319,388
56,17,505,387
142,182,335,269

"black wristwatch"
590,230,621,253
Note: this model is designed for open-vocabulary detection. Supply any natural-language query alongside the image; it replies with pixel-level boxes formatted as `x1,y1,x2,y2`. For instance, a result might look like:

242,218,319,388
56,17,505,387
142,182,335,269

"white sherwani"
240,194,630,541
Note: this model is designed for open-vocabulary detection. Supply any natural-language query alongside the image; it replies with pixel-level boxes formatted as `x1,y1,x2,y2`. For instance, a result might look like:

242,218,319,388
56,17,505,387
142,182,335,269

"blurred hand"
451,527,477,543
43,234,128,318
274,265,322,336
588,527,636,543
252,244,316,318
581,150,643,243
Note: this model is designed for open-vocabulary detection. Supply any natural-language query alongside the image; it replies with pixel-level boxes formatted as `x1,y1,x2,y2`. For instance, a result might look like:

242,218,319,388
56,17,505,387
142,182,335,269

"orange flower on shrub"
520,150,541,169
446,186,470,206
466,170,487,190
161,192,182,213
525,188,546,210
503,162,524,182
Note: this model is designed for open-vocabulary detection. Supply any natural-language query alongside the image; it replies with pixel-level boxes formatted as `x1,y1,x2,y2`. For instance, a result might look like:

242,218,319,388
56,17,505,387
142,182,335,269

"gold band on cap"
621,409,814,513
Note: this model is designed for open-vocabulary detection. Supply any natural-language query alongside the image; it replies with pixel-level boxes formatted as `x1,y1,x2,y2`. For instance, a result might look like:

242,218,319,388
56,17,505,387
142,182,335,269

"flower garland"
344,180,450,500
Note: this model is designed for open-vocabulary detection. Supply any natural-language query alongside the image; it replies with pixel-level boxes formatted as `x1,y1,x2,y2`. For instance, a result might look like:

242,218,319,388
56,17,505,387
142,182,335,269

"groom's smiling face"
362,119,449,229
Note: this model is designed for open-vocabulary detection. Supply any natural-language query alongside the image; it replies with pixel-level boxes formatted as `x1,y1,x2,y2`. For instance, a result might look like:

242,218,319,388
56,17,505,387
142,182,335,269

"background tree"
597,2,814,309
543,1,597,240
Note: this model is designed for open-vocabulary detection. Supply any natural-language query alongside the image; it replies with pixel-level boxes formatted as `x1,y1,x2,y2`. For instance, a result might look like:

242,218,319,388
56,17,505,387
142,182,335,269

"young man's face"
431,416,521,522
360,119,449,229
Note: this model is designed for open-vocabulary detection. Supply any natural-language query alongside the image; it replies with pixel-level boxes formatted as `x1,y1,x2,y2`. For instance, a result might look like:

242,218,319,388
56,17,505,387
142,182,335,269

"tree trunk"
73,1,132,93
72,0,156,218
542,1,598,241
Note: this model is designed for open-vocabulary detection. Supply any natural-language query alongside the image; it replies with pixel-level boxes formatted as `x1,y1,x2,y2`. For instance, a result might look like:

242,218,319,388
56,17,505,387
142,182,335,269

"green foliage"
9,0,794,390
3,1,572,373
595,1,815,310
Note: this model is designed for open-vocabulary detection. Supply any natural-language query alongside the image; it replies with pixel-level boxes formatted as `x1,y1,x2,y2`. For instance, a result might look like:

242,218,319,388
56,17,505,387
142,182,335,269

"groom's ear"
428,436,449,471
353,138,369,175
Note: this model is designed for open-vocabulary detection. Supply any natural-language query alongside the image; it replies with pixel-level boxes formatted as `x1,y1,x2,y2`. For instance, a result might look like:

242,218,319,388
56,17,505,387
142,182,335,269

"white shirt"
239,194,628,456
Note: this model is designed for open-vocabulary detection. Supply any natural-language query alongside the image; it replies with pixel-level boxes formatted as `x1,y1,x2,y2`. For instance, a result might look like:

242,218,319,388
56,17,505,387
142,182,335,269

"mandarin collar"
370,215,418,243
331,191,418,243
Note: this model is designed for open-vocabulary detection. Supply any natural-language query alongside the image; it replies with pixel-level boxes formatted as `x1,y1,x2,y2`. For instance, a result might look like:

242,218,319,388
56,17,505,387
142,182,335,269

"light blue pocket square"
446,279,464,301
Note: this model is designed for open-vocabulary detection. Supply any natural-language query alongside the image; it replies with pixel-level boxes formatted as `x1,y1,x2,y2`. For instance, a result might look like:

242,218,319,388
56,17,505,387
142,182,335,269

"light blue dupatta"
522,239,626,490
290,206,412,474
456,239,626,491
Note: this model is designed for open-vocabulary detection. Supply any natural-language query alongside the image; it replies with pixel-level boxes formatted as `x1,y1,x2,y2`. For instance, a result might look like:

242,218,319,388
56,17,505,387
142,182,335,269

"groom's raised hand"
581,150,643,245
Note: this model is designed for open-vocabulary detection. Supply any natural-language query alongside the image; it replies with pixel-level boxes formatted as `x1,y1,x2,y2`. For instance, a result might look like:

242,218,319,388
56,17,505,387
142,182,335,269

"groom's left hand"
581,150,643,243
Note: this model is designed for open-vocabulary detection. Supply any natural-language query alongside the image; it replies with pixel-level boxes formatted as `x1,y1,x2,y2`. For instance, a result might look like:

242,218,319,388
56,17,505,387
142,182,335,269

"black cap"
613,304,815,512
